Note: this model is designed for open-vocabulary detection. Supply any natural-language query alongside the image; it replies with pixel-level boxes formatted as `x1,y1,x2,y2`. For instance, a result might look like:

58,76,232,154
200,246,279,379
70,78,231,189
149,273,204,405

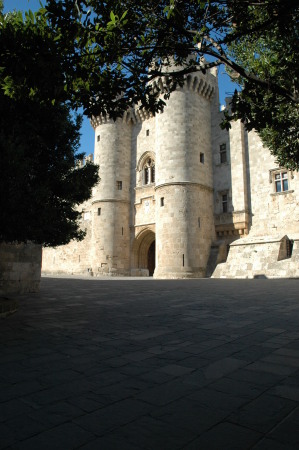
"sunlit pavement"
1,276,299,449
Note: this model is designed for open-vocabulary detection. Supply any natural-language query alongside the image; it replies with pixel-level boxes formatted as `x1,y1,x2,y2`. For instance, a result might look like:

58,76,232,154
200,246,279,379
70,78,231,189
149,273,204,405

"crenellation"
42,67,299,279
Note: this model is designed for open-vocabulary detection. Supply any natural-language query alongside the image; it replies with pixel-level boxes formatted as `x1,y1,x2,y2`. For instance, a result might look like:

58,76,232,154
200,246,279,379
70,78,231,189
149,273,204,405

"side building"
42,68,299,278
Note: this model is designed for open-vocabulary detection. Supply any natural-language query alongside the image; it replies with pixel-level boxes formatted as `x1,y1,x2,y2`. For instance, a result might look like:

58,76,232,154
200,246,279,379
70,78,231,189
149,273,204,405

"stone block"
0,242,42,296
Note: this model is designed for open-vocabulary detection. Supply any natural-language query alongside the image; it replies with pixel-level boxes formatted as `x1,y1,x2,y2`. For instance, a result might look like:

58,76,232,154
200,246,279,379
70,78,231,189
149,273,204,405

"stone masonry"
0,242,42,295
42,68,299,279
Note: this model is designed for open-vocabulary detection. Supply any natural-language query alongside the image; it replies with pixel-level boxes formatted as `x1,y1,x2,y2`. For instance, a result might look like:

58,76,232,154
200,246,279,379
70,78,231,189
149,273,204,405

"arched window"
143,157,155,185
137,151,156,187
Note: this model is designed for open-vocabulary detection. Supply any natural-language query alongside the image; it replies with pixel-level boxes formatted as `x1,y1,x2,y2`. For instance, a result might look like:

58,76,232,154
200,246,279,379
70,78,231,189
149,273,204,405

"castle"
42,68,299,278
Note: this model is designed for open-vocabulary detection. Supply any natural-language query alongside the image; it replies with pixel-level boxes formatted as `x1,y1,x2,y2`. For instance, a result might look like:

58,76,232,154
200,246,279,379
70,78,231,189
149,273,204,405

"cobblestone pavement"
1,276,299,449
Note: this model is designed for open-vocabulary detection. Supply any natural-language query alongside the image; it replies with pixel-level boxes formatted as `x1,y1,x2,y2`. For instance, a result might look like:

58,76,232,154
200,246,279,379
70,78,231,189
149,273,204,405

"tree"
223,2,298,169
43,0,298,169
0,6,99,246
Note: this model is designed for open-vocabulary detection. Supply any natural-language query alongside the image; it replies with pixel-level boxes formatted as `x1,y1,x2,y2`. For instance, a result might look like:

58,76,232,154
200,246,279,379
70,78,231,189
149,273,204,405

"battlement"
43,67,299,280
91,68,217,127
76,153,93,167
185,72,215,98
90,110,134,128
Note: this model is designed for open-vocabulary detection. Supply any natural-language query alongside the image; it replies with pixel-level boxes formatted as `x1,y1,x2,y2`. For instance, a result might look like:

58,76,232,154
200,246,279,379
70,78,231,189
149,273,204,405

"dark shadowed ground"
1,276,299,449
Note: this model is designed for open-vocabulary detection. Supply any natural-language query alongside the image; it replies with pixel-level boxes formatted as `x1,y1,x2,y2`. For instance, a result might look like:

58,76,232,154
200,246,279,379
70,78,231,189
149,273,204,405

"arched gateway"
132,229,156,276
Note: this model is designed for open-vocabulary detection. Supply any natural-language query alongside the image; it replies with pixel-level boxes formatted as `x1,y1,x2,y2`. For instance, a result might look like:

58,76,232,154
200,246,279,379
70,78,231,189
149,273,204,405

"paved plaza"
1,276,299,449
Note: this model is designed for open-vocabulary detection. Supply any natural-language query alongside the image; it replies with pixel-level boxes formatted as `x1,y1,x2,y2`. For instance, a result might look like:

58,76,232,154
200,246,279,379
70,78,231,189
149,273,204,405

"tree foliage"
0,7,99,246
223,1,299,170
42,0,298,169
1,0,298,256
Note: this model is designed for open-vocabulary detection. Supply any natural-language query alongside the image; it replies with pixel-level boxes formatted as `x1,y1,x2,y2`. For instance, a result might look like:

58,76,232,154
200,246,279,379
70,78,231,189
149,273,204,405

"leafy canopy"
0,6,99,246
43,0,298,169
223,2,298,169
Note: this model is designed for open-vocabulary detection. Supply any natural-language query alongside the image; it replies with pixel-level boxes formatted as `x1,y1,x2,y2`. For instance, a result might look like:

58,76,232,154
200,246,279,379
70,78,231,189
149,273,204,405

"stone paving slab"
0,276,299,449
0,298,18,318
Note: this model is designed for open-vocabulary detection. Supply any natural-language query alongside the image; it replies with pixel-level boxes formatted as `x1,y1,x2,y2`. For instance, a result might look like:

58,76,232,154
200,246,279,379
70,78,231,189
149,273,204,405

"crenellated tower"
41,64,299,280
154,69,218,278
90,113,132,275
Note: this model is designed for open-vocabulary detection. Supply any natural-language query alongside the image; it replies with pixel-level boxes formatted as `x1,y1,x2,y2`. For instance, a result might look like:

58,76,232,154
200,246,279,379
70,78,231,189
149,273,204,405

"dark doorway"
147,241,155,276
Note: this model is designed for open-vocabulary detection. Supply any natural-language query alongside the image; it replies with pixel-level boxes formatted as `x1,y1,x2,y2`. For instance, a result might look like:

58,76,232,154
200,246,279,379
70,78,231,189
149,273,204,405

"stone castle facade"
42,68,299,278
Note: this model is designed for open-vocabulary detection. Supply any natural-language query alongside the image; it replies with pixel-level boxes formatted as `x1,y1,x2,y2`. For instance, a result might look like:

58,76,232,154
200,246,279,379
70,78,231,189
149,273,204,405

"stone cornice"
132,222,156,228
134,195,155,206
91,199,130,205
155,181,213,193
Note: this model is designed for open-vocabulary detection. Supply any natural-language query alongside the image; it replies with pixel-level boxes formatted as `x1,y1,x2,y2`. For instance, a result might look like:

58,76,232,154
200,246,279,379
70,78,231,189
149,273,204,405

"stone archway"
132,228,156,276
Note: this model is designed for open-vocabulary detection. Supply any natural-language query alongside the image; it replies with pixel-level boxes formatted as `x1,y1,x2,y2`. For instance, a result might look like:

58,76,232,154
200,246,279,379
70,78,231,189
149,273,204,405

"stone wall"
247,132,299,237
42,198,93,275
0,242,42,296
41,69,298,280
154,183,214,278
212,235,299,279
210,118,298,279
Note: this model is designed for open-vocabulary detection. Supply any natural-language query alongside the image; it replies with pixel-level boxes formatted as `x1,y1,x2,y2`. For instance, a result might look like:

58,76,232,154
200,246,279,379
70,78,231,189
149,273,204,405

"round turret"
154,70,217,278
90,114,132,275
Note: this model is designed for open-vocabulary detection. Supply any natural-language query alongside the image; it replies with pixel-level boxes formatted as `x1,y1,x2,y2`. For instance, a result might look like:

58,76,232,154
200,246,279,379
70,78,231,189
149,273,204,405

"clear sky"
3,0,238,156
3,0,95,156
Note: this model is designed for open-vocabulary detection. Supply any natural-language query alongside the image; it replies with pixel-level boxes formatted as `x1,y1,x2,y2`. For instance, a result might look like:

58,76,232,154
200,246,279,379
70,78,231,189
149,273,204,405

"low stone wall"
212,235,299,279
0,242,42,296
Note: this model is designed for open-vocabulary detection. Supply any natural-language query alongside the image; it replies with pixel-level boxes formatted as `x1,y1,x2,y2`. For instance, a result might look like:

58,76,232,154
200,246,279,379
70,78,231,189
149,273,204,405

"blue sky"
3,0,95,156
3,0,238,156
3,0,42,11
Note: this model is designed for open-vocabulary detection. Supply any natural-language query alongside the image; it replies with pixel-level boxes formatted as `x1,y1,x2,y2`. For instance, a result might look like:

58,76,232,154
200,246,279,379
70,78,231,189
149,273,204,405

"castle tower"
90,114,132,275
154,70,217,278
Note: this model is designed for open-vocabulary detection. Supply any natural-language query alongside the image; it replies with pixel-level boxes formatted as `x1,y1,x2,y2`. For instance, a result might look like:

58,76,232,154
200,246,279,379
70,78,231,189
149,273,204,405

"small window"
146,129,150,136
97,208,101,216
200,153,204,164
117,180,122,190
286,239,293,258
144,167,149,184
97,135,100,142
143,157,155,185
220,143,227,163
160,197,164,207
275,171,288,193
152,165,155,183
222,194,228,213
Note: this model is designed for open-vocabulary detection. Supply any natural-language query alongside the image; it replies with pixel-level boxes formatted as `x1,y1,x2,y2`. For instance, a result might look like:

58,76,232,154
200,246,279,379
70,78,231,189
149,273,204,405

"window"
146,129,150,136
222,194,228,213
143,157,155,185
117,180,122,190
200,153,205,164
160,197,164,207
144,166,149,184
97,208,101,216
220,143,227,163
278,237,294,261
152,165,155,183
97,135,100,142
274,171,288,192
286,239,293,258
